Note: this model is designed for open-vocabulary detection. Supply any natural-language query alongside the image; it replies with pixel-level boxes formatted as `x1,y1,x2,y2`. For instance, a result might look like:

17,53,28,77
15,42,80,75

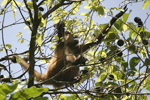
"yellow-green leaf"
1,0,9,6
80,12,87,16
24,26,29,29
11,1,15,11
6,44,12,49
84,4,92,9
108,66,113,73
17,38,21,42
39,17,46,27
13,11,16,21
27,2,33,9
97,72,107,82
50,44,56,50
122,24,128,32
36,34,42,46
16,32,22,37
40,60,47,64
97,6,104,15
90,19,94,28
143,0,150,9
15,1,22,6
21,39,24,43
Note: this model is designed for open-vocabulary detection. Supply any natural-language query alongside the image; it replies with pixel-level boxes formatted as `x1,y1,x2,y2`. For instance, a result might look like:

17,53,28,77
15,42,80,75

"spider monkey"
12,6,127,88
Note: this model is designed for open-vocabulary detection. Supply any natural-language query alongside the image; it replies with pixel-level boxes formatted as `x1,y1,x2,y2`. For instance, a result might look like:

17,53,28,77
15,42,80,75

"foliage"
0,0,150,100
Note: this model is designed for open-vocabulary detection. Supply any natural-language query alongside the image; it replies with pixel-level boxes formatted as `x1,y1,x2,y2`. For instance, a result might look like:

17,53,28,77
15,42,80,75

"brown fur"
13,8,127,88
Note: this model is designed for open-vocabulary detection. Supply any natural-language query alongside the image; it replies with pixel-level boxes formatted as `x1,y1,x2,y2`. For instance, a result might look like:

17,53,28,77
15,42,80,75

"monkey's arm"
79,6,128,53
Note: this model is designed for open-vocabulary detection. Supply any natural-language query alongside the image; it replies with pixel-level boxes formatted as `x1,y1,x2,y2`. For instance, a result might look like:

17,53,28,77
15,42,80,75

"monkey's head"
64,31,79,46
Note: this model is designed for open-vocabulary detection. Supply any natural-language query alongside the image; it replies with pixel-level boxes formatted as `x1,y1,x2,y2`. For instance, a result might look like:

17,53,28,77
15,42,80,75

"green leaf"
104,33,119,42
108,66,113,73
84,4,92,9
97,72,107,82
13,11,16,21
39,17,46,27
1,0,9,6
72,3,79,14
40,60,46,64
146,86,150,91
16,32,22,37
80,12,87,16
90,19,94,28
15,1,22,6
122,10,131,23
64,96,75,100
122,24,128,32
143,0,150,9
114,20,122,31
36,33,42,46
0,94,5,100
143,58,150,66
24,87,48,99
6,44,12,49
129,57,140,69
97,6,104,15
10,87,48,100
17,38,21,43
50,44,56,50
11,1,15,11
26,2,33,9
21,39,24,43
0,83,18,95
34,97,49,100
11,1,16,21
54,36,59,41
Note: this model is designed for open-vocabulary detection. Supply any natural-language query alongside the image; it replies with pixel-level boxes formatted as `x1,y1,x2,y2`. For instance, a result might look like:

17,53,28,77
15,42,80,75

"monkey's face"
65,34,79,46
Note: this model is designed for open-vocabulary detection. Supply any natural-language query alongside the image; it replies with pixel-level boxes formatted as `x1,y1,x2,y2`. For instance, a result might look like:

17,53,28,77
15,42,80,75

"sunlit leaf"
15,1,22,6
84,4,92,9
36,34,42,46
26,2,33,9
143,0,150,9
0,83,18,95
6,44,12,49
1,0,9,6
39,17,46,27
108,66,113,73
146,86,150,91
122,10,131,23
80,12,87,16
21,38,24,43
10,87,48,99
16,32,22,37
11,1,15,11
17,38,21,43
90,19,94,28
72,3,79,14
50,44,56,50
97,72,107,82
17,80,27,90
122,24,128,32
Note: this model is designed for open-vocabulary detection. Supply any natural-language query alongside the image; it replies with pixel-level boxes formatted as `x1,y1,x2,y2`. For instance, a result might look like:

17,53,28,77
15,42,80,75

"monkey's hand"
11,56,17,63
72,56,88,65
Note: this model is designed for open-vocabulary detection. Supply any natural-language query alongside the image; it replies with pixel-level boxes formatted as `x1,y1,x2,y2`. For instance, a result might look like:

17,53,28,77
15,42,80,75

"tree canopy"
0,0,150,100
